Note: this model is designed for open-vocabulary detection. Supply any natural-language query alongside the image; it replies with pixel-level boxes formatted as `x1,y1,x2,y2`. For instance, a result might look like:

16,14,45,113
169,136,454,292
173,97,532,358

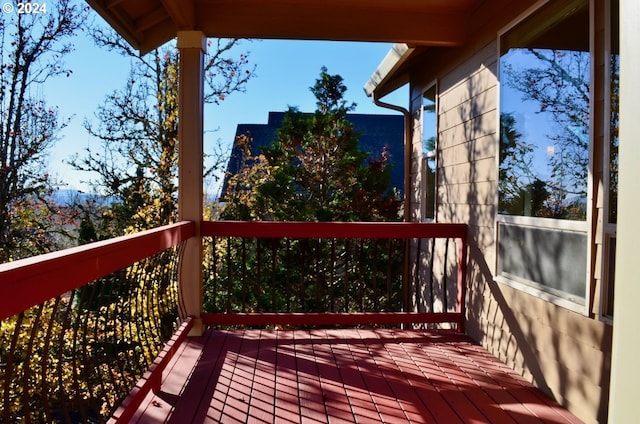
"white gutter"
364,43,412,97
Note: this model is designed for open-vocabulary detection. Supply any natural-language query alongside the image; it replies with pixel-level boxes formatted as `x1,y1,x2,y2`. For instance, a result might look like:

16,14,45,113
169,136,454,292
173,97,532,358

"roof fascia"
364,43,414,99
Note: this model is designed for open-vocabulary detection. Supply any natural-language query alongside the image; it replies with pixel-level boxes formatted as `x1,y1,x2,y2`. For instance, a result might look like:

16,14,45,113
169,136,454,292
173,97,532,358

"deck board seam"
358,328,425,424
385,330,466,424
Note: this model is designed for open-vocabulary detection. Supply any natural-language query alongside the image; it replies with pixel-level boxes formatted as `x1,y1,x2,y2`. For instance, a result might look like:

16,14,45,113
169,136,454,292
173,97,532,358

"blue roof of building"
220,111,404,199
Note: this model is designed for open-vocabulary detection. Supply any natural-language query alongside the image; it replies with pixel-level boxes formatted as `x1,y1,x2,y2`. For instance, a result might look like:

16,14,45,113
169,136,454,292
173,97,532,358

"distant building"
220,111,404,199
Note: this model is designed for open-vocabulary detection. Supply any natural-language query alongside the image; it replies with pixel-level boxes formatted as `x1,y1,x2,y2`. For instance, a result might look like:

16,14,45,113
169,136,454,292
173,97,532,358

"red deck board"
122,328,584,424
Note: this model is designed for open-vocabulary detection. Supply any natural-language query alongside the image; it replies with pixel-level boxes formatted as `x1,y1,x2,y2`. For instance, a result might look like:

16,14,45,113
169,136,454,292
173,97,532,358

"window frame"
495,0,595,315
600,0,618,321
421,81,438,223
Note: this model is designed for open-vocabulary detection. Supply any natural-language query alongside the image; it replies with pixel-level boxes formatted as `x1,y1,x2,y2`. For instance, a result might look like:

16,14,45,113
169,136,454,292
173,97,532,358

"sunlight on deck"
117,329,583,424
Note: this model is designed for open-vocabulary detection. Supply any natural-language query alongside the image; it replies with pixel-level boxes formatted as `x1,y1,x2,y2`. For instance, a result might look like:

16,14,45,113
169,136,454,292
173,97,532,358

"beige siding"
405,1,614,422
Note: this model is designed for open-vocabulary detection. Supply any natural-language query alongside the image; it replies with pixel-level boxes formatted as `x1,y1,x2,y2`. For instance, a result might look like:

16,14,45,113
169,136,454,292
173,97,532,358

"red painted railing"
0,222,195,423
201,220,468,330
0,221,195,321
1,219,468,422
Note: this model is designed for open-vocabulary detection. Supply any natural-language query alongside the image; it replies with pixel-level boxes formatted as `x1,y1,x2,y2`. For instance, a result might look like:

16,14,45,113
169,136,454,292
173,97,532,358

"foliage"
204,236,404,316
0,248,181,422
0,0,87,261
222,67,401,222
71,31,256,234
208,68,404,320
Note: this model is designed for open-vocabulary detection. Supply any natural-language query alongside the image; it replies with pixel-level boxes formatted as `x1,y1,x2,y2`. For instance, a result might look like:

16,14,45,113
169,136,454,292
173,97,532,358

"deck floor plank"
362,329,440,424
310,329,358,424
125,328,584,424
349,329,413,423
247,329,278,423
378,330,465,424
330,329,385,423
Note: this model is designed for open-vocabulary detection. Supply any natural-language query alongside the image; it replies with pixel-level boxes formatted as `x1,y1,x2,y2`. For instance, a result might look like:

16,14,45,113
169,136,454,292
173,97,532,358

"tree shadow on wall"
435,62,612,422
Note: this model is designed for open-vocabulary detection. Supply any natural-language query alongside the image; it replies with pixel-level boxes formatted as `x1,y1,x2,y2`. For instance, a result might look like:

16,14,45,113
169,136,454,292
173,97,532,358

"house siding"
406,1,613,422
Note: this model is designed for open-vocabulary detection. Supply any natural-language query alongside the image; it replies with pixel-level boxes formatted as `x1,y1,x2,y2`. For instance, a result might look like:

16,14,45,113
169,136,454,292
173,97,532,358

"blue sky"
45,25,407,195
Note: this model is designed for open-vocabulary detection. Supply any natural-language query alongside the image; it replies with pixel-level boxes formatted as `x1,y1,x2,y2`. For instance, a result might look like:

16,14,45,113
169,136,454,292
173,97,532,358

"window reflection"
422,86,436,221
499,0,589,220
609,0,619,224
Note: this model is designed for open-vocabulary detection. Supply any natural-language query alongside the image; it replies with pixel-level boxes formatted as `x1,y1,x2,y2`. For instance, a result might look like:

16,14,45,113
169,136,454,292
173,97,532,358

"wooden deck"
114,329,583,424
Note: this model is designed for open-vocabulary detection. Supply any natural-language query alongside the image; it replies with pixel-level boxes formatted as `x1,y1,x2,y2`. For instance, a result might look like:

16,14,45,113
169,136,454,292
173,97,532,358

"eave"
85,0,481,55
363,43,415,100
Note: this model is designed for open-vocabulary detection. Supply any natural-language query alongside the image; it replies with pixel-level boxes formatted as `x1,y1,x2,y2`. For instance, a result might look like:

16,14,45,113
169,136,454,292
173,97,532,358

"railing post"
177,31,206,336
403,239,411,313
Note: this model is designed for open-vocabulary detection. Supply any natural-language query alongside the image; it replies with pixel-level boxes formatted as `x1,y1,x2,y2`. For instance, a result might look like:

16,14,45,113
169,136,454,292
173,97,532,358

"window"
497,0,591,310
499,0,590,221
422,85,437,221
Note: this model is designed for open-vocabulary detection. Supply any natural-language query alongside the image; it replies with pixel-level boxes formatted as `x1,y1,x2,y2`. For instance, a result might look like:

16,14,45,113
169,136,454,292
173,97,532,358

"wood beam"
195,0,472,45
89,0,480,53
135,8,171,33
161,0,196,29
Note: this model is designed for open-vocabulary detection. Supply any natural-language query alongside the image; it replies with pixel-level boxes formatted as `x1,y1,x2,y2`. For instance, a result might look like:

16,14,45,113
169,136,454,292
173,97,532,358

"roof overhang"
86,0,481,55
363,43,416,100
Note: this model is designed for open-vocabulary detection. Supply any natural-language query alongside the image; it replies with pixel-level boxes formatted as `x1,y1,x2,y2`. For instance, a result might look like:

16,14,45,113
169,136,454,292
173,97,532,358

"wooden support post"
177,31,206,336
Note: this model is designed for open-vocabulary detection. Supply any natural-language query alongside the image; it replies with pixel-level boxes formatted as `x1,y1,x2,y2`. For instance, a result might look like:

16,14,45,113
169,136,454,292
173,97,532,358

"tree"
71,29,255,233
0,1,87,261
222,67,401,222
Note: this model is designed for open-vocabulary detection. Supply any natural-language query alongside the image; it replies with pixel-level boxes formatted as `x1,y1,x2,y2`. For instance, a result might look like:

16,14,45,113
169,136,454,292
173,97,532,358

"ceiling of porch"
86,0,482,54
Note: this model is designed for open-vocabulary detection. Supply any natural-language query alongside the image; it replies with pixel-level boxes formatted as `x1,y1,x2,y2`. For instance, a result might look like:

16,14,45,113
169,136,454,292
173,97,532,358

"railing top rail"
202,220,468,240
0,221,195,321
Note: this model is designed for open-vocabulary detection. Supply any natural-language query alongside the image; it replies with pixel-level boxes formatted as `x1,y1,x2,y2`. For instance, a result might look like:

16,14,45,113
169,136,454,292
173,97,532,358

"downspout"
372,93,412,223
372,92,413,313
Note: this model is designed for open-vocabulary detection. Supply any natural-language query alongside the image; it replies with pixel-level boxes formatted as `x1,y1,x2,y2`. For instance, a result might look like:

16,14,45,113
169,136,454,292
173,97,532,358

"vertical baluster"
3,312,24,422
40,297,62,421
343,239,350,312
372,239,379,312
330,238,336,312
443,238,450,312
428,238,436,313
285,238,292,312
241,238,247,313
135,264,154,381
386,239,393,311
270,238,278,312
298,239,306,312
315,238,322,310
256,238,262,312
357,239,364,312
23,304,45,422
57,290,76,422
118,266,135,403
72,278,94,421
413,238,422,313
225,237,233,313
211,238,219,314
90,282,108,416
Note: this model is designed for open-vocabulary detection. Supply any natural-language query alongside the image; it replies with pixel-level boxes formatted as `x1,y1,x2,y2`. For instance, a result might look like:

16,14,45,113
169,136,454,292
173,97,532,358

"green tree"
222,67,401,222
0,1,87,261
